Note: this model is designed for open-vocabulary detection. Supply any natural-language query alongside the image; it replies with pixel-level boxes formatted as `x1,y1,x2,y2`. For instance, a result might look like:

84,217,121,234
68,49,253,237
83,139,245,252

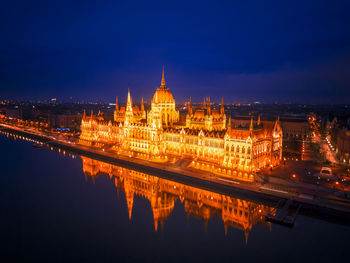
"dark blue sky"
1,0,349,103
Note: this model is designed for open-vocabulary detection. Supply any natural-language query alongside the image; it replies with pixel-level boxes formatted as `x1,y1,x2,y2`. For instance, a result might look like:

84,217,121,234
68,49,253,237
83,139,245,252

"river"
0,133,349,263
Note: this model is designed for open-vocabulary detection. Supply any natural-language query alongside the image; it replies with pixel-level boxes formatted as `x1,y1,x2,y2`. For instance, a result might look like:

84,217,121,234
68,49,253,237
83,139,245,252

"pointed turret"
115,96,119,111
227,116,231,133
220,97,225,115
90,109,93,117
141,97,144,111
83,109,86,120
207,97,211,115
257,115,261,126
161,66,166,87
188,96,193,115
249,117,254,132
202,97,206,108
273,115,280,132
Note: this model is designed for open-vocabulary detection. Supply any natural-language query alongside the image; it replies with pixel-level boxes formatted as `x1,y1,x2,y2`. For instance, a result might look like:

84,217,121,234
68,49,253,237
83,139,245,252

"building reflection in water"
81,156,276,243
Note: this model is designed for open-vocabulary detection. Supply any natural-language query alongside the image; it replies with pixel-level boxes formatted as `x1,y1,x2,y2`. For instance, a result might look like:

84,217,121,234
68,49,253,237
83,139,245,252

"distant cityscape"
1,93,349,166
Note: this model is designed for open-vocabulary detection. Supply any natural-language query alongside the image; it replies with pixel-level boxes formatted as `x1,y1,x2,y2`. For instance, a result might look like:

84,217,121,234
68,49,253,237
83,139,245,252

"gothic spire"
274,115,280,131
220,97,224,115
207,97,211,115
249,117,254,132
202,97,206,108
141,97,144,111
257,115,261,126
188,96,192,115
228,116,231,132
115,96,119,111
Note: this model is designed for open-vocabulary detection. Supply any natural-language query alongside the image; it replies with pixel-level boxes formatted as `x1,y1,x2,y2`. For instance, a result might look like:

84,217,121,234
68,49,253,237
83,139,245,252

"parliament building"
79,69,282,182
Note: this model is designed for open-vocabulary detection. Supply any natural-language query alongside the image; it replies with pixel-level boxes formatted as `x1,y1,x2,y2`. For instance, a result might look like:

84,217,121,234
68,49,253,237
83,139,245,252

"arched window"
226,145,229,151
247,147,251,154
242,147,245,153
231,145,234,152
236,146,240,153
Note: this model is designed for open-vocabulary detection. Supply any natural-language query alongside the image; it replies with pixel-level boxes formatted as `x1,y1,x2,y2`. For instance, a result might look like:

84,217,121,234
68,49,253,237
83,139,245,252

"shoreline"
1,123,350,225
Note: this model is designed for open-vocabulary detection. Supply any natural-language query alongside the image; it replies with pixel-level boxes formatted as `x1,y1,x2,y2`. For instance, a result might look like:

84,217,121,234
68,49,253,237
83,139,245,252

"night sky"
1,0,349,104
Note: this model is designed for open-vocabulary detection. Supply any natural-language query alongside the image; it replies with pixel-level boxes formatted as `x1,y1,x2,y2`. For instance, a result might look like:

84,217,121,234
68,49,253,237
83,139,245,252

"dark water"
0,134,349,263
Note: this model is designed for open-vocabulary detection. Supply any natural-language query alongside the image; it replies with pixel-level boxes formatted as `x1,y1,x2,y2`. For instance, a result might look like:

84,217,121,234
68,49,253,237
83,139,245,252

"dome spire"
161,66,166,87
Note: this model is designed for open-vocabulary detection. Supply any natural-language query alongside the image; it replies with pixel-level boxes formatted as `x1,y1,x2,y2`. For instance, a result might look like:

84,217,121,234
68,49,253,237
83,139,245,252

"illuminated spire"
249,117,254,132
161,66,166,87
90,109,93,117
126,89,133,112
83,109,86,119
141,97,144,111
274,115,280,131
207,97,211,115
228,116,231,132
202,97,206,108
220,97,224,115
188,96,192,115
115,96,119,111
257,115,261,126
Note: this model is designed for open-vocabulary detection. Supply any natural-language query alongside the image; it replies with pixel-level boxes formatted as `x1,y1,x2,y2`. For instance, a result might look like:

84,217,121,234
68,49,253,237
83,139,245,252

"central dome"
152,86,175,104
152,68,175,104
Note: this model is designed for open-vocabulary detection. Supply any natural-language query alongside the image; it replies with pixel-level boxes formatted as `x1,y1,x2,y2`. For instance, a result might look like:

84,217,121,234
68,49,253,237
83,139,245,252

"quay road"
1,123,350,226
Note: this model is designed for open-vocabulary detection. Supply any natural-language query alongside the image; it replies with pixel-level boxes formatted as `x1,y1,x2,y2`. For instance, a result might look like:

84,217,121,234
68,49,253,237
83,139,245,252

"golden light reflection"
81,156,276,242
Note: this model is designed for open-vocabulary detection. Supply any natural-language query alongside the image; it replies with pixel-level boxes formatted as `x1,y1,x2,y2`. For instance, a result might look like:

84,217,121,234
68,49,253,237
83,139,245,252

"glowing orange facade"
82,156,275,239
79,69,283,182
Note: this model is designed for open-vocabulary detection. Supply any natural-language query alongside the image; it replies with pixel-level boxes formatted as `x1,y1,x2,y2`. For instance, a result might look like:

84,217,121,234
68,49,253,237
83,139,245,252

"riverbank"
1,123,350,225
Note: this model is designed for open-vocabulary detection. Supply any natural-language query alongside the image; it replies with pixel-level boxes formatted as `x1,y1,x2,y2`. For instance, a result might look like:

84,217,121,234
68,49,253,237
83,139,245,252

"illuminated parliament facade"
79,69,282,182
